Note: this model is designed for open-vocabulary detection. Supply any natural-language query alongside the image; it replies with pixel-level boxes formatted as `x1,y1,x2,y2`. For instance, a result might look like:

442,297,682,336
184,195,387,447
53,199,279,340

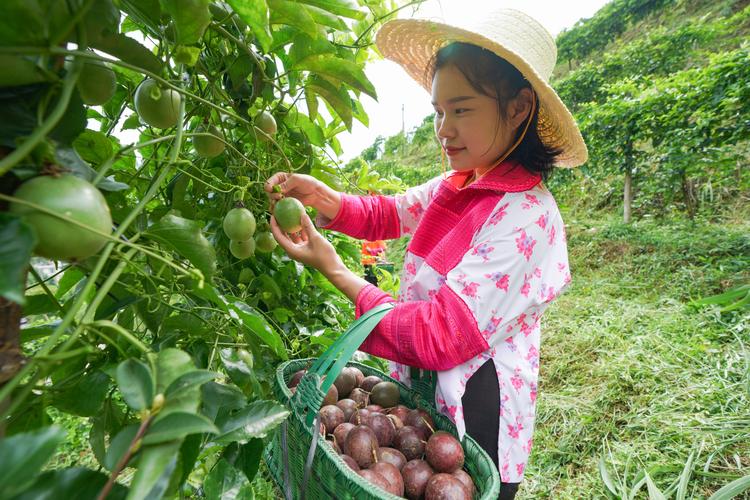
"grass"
520,213,749,498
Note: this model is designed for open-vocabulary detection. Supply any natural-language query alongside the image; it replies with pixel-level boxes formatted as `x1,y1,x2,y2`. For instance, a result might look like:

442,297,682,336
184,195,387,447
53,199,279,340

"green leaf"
307,76,353,130
305,4,348,30
203,458,251,500
293,54,376,99
0,214,35,305
173,45,201,66
55,267,85,299
104,424,139,472
282,106,326,147
145,213,217,278
201,382,247,422
73,130,114,166
215,400,290,443
50,370,110,417
126,440,181,500
142,412,218,445
219,348,253,389
644,471,667,500
227,0,271,52
90,32,163,76
21,293,58,316
227,299,287,359
296,0,365,20
707,474,750,500
10,467,127,500
222,439,264,483
164,370,219,398
159,0,211,45
0,426,66,498
268,0,320,38
155,348,202,417
115,358,154,411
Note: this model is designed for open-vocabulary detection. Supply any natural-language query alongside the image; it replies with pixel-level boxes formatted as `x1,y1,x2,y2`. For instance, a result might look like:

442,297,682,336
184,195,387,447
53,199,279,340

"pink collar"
446,161,541,193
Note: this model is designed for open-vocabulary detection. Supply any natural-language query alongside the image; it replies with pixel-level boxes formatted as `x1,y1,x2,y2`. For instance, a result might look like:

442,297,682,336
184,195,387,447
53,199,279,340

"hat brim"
376,19,588,168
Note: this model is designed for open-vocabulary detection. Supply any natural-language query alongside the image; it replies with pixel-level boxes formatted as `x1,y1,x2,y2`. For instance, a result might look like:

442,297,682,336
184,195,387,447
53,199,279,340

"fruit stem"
97,414,154,500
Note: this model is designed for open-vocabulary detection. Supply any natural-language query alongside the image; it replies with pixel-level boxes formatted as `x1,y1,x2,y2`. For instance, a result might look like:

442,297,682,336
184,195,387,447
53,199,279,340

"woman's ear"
509,88,534,130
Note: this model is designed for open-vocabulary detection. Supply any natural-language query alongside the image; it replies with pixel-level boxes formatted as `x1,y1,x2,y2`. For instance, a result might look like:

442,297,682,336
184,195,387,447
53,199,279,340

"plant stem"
97,415,154,500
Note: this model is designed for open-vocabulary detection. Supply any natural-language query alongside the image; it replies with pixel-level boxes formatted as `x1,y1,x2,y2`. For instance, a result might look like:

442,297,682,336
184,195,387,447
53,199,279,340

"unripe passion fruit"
254,231,277,253
273,197,304,233
10,174,112,261
193,124,225,158
134,79,182,129
230,238,255,259
77,60,116,105
255,110,277,140
223,207,256,241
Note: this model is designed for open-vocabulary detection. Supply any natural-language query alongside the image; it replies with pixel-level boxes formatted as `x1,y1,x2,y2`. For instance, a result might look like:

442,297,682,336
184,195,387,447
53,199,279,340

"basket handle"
300,302,394,427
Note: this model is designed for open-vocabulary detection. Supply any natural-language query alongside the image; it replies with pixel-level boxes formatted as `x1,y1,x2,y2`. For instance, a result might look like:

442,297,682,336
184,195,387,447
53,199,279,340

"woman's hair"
427,42,561,180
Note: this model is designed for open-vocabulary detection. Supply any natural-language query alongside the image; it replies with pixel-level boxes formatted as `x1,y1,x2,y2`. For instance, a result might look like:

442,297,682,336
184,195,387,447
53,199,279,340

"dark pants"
462,359,520,500
363,264,378,286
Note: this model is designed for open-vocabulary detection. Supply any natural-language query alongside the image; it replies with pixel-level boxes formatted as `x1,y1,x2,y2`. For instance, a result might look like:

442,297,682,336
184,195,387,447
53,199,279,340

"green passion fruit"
10,174,112,261
255,110,277,141
370,381,400,408
254,231,277,253
134,79,182,129
273,197,304,233
77,60,117,105
229,238,255,259
193,124,225,158
223,207,256,241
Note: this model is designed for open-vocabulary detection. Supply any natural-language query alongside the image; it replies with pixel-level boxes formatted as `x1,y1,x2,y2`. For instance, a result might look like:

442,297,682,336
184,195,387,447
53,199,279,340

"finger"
264,172,289,193
269,216,297,254
298,211,318,240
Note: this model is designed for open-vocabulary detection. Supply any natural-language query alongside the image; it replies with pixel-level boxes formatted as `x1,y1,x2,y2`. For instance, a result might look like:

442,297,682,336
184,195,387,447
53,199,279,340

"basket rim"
270,357,501,499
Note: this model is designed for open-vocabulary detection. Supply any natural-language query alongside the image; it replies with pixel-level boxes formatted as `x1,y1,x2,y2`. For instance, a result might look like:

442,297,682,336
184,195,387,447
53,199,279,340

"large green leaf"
164,370,218,398
0,426,65,498
103,424,139,472
115,358,154,412
142,412,218,445
297,0,365,20
267,0,320,38
92,33,163,75
293,54,376,99
282,106,326,146
73,130,114,166
126,440,180,500
50,370,110,417
306,75,353,130
145,213,217,278
203,458,252,500
10,467,128,500
227,0,271,52
227,299,287,359
159,0,211,45
154,348,202,419
219,348,253,390
222,439,264,483
215,400,290,443
201,381,247,422
0,214,35,305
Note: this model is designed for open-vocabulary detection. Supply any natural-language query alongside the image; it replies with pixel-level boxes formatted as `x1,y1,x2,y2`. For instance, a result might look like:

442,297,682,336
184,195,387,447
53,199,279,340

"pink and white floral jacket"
320,161,571,482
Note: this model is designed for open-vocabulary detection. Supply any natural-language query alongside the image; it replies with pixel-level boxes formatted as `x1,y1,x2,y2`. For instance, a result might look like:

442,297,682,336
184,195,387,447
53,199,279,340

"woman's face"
431,64,526,176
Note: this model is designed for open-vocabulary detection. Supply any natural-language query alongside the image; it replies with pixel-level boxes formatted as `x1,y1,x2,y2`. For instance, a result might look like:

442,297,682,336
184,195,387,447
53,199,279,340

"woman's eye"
455,108,469,114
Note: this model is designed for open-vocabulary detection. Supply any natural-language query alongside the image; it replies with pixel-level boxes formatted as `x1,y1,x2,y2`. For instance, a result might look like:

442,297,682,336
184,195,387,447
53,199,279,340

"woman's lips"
445,147,465,157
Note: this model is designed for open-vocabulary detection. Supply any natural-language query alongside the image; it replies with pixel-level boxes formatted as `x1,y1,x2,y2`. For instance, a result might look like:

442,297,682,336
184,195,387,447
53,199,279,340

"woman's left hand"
270,210,344,276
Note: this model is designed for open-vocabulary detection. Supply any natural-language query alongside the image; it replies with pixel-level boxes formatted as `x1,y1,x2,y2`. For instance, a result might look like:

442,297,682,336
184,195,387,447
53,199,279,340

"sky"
335,0,612,161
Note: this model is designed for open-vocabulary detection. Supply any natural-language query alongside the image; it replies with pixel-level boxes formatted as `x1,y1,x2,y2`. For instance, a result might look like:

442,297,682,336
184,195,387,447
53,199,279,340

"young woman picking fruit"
265,10,587,498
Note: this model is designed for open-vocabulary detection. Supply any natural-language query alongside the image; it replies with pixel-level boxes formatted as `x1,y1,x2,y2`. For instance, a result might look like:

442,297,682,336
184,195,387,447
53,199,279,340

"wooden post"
623,166,632,224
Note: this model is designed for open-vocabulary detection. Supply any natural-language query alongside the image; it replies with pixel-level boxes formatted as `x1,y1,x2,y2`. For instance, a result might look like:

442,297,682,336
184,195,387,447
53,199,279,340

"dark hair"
427,42,561,180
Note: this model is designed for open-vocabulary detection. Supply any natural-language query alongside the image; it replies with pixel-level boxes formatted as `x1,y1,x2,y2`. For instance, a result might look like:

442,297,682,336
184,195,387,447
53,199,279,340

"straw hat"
375,8,588,168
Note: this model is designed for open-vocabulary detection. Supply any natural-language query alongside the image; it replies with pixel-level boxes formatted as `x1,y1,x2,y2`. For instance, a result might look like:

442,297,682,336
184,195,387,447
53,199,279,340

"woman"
265,9,587,498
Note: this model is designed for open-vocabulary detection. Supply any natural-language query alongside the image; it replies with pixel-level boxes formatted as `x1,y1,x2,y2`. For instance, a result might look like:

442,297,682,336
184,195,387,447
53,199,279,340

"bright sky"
335,0,612,161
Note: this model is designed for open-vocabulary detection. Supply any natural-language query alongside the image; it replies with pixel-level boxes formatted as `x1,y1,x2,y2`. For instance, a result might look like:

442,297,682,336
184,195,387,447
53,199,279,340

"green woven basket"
263,304,501,499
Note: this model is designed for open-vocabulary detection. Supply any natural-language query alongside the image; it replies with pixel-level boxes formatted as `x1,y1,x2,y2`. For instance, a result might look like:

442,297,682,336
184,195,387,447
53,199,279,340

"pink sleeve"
318,193,401,241
354,284,490,371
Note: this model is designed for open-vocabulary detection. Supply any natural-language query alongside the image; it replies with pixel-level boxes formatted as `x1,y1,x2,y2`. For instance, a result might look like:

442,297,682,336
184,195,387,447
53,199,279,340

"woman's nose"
435,115,455,139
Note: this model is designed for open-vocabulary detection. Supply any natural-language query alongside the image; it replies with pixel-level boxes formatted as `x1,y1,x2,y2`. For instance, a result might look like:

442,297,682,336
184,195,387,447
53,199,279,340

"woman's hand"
264,172,341,221
269,199,370,303
270,209,343,275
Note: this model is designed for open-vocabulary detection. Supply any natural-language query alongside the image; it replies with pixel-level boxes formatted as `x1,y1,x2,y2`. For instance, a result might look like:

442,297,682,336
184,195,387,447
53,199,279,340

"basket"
263,303,502,499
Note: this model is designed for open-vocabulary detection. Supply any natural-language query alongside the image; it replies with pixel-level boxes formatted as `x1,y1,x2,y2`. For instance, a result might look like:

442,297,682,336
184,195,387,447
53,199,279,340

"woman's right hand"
264,172,342,221
264,173,321,205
